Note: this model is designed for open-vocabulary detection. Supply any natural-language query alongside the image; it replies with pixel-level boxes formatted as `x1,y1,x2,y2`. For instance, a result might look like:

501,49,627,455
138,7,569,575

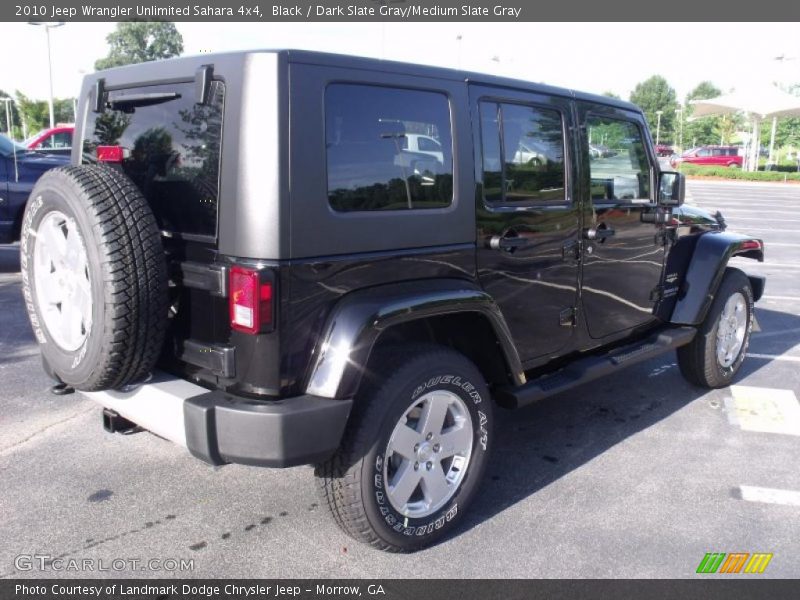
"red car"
670,145,742,168
655,143,674,157
25,125,74,156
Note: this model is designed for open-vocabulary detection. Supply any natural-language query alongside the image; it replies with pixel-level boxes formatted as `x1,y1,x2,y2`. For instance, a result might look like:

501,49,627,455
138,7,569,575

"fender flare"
670,231,764,325
304,279,524,399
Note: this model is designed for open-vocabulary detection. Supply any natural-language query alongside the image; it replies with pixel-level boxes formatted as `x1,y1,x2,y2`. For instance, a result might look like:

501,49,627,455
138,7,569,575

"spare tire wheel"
20,165,168,391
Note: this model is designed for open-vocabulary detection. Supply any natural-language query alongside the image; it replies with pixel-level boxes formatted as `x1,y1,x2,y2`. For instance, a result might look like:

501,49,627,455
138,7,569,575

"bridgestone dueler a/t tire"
677,268,754,389
315,345,493,552
20,165,168,391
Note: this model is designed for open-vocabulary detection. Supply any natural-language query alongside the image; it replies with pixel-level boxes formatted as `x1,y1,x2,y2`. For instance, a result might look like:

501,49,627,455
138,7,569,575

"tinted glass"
417,136,441,152
326,84,453,212
479,101,566,204
479,102,503,203
587,116,650,202
82,81,224,238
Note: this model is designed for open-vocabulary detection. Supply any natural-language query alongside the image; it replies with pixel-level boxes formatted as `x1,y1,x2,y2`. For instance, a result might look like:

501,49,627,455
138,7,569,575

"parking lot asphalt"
1,179,799,579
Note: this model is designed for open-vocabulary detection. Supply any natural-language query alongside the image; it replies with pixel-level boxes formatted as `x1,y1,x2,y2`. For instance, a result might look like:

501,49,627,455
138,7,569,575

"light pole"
28,22,64,129
2,98,12,136
674,107,683,154
769,55,796,165
655,110,663,146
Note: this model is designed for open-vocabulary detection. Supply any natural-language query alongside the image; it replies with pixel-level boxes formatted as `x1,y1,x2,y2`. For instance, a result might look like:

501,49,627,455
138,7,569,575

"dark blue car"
0,134,71,244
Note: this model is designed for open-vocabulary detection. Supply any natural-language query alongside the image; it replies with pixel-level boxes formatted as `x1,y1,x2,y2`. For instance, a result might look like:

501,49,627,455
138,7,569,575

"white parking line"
725,228,799,233
762,295,800,301
717,209,798,215
752,327,800,340
687,179,800,189
725,386,800,436
733,264,800,272
725,217,800,222
747,353,800,363
737,485,800,507
700,205,800,211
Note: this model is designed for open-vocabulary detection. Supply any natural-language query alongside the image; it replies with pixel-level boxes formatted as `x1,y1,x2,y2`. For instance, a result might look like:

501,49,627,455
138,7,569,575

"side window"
39,135,54,149
52,132,71,148
417,136,441,153
697,148,711,157
587,116,651,202
479,101,566,204
325,84,453,212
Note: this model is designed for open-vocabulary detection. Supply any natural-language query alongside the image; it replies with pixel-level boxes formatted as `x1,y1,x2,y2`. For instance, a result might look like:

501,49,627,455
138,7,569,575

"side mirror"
658,171,684,206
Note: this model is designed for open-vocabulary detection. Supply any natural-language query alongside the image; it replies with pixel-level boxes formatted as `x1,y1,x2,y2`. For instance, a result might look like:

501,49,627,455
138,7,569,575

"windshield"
0,134,29,157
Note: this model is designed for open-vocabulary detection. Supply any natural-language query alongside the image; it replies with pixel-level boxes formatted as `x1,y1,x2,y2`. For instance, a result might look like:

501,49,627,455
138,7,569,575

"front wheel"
315,345,492,552
677,268,754,388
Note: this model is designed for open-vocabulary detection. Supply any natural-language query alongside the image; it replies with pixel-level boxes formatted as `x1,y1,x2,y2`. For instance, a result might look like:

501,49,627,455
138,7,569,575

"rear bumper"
83,372,352,468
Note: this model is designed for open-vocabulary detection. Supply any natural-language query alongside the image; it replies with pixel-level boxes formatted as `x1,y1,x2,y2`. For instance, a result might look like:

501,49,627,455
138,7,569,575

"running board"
495,326,697,409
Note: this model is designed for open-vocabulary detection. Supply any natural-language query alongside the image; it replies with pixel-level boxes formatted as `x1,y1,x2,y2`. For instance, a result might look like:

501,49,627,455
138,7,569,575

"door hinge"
559,307,577,327
649,285,665,302
562,239,581,262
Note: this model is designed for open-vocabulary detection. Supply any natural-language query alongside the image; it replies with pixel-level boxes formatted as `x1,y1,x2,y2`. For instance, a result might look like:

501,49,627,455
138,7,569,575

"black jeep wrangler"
20,50,765,552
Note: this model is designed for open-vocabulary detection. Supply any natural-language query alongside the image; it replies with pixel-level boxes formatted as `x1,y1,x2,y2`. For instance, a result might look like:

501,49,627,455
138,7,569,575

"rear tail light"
229,266,273,334
739,240,762,251
96,145,125,163
229,266,274,334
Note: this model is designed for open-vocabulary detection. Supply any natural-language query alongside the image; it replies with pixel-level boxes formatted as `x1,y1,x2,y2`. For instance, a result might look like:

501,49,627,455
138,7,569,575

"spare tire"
20,165,168,391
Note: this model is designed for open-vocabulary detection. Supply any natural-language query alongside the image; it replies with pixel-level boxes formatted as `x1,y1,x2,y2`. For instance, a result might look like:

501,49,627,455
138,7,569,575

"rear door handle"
583,227,615,241
488,235,526,252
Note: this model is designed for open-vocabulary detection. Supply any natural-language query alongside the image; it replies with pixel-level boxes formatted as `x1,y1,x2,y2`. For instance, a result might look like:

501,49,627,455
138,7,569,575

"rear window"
82,80,224,239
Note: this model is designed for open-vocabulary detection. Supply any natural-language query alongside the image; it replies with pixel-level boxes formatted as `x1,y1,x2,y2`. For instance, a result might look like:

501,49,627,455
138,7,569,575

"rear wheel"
315,345,492,552
677,268,754,388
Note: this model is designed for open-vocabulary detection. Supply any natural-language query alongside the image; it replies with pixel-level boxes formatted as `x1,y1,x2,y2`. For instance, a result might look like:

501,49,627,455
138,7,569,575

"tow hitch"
102,408,139,434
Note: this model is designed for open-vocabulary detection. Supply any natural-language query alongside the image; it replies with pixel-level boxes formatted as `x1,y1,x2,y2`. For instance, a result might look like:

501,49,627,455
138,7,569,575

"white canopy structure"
689,86,800,171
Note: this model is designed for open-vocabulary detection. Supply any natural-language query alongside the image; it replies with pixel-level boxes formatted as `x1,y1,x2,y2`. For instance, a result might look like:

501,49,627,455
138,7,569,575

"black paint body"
71,50,764,403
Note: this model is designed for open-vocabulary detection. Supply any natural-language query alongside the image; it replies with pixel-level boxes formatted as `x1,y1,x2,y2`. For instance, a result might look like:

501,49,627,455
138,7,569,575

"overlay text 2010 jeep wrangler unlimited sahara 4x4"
20,50,765,552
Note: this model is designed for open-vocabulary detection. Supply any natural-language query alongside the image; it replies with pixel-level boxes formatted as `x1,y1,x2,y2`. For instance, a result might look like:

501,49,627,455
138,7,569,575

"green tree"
91,111,131,147
682,81,742,146
0,89,23,138
772,84,800,154
601,91,621,100
629,75,678,142
12,93,77,138
95,22,183,70
14,92,49,135
684,81,720,146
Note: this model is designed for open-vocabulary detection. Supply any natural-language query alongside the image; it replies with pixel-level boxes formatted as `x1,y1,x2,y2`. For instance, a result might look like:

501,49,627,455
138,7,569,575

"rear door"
577,103,665,340
471,85,581,363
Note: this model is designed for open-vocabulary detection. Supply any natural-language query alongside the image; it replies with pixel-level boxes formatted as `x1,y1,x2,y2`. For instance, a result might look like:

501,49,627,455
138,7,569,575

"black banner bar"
4,0,800,22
